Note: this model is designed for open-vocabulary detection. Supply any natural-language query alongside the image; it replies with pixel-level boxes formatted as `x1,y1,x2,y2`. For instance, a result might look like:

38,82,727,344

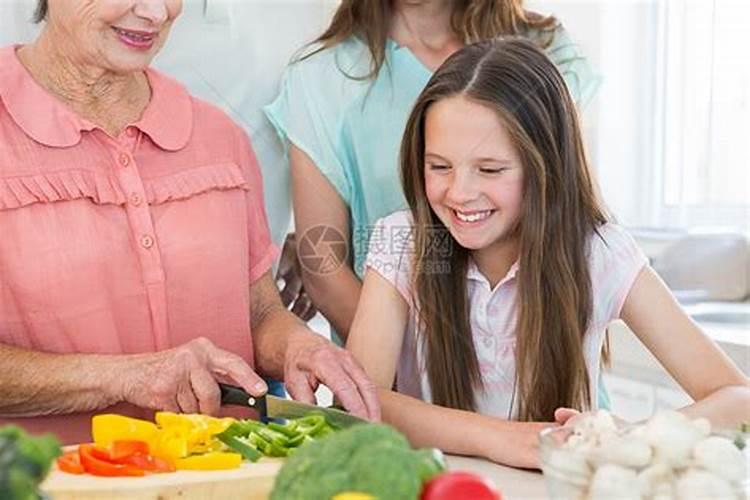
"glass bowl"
538,425,749,500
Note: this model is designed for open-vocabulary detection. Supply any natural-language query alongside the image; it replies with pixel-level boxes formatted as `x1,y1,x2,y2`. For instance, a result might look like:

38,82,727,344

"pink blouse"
0,45,278,443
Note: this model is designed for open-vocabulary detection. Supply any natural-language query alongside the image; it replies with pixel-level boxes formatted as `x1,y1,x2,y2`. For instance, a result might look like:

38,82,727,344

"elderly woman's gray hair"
34,0,48,23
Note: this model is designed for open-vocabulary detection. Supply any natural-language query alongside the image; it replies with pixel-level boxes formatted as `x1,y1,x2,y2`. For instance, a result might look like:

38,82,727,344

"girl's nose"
446,169,480,205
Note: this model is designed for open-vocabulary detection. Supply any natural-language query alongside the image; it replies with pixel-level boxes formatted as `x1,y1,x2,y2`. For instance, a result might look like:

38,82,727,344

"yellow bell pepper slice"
151,426,190,460
155,412,234,431
332,493,376,500
175,452,242,471
155,412,234,453
92,414,159,448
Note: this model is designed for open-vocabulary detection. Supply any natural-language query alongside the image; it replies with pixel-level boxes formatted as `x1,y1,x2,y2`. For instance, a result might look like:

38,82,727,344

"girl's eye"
427,164,450,171
479,167,509,174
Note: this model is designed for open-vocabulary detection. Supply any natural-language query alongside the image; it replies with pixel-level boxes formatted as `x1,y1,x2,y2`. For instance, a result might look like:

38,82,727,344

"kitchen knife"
218,383,366,429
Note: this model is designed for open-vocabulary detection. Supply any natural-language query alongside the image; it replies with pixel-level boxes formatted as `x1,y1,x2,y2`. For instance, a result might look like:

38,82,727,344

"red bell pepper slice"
88,445,114,462
57,451,85,474
110,440,151,461
87,440,151,463
121,453,176,473
79,444,145,477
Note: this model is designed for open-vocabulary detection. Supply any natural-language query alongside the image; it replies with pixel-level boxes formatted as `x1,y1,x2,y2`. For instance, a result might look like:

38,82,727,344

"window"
656,0,749,230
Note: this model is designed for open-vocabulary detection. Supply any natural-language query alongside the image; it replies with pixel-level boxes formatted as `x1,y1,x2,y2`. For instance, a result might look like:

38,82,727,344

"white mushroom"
693,418,712,436
693,436,746,483
588,436,652,469
642,411,708,468
588,464,641,500
637,463,673,498
576,410,618,437
542,447,590,500
674,468,738,500
544,447,592,486
650,481,675,500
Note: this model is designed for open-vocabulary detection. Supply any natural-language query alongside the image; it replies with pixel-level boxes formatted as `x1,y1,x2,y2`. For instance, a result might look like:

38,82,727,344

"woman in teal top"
265,0,601,343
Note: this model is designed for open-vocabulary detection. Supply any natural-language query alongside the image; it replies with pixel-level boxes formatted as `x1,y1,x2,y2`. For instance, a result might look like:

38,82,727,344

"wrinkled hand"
283,332,381,422
276,233,317,321
118,337,267,415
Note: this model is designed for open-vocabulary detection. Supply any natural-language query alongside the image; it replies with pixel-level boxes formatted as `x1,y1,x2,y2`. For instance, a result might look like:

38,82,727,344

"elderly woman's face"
46,0,182,73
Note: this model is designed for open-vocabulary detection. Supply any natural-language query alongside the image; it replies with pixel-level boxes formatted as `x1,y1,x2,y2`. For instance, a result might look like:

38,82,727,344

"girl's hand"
554,407,582,426
483,420,557,469
555,407,630,428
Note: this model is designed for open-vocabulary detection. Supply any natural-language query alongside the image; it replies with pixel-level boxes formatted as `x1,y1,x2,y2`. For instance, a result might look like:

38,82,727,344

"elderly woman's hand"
283,332,381,422
116,337,267,415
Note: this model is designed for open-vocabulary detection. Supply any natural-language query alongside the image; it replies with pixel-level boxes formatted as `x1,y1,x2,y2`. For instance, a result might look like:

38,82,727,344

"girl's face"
424,95,524,256
46,0,182,73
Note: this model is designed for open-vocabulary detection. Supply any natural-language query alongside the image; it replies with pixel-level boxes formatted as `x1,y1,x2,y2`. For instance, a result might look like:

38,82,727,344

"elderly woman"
0,0,379,444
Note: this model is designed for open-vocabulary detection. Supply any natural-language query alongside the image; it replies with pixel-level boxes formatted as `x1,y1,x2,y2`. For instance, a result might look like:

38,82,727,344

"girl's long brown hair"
303,0,557,80
400,38,608,420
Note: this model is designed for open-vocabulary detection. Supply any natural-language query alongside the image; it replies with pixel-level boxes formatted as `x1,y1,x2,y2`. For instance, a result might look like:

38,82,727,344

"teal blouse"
265,27,601,276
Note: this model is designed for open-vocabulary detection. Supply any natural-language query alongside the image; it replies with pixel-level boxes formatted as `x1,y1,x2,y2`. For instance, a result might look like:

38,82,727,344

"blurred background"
2,0,747,418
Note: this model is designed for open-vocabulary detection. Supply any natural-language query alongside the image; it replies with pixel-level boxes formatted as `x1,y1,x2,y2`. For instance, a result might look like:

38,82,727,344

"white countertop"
447,455,547,500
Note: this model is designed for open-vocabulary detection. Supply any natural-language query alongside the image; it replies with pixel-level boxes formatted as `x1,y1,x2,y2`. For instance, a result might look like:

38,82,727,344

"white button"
130,193,142,206
118,153,130,167
140,235,154,249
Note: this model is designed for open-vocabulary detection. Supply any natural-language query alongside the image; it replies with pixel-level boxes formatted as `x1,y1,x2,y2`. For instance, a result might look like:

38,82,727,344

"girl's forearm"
380,389,488,455
379,389,551,468
679,383,750,429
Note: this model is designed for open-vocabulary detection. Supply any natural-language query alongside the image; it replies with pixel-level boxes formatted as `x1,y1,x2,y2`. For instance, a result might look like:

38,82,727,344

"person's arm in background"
543,22,603,110
275,232,317,321
290,145,362,339
621,266,750,428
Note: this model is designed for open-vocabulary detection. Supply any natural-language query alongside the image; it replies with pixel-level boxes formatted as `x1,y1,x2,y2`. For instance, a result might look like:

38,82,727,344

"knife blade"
218,383,366,429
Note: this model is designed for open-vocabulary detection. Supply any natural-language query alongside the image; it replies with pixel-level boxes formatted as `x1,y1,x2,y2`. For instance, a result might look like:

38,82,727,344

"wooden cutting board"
41,458,285,500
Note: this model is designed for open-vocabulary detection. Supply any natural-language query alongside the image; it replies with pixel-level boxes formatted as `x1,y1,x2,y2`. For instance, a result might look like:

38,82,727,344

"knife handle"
218,383,267,418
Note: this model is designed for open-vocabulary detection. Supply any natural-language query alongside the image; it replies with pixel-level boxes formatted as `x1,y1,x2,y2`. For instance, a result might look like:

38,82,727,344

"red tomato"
79,444,145,477
57,451,85,474
421,471,501,500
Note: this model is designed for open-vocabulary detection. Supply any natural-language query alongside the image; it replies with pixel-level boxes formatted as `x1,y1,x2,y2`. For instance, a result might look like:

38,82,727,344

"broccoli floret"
271,424,446,500
0,426,61,500
348,444,422,499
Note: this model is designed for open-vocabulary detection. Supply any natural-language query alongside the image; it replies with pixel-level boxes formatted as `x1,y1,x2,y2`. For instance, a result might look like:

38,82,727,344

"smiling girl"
346,38,750,468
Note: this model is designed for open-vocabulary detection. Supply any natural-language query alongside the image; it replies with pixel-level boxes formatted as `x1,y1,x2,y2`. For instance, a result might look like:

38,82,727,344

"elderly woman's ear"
33,0,47,23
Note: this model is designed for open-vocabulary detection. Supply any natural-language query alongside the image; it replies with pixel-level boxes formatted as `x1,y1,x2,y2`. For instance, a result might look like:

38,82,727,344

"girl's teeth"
455,210,492,222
